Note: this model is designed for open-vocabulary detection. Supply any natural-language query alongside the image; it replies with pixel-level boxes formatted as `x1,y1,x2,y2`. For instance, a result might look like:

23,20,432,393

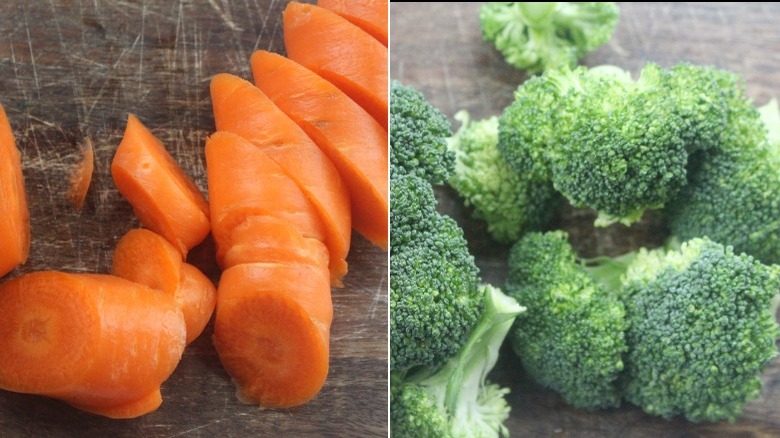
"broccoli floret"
480,2,619,75
622,238,780,422
390,80,454,184
505,231,627,409
390,172,482,371
448,110,559,243
391,285,524,438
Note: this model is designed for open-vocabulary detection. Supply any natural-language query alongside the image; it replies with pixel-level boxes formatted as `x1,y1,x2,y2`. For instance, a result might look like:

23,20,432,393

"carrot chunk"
317,0,388,46
67,137,94,211
0,104,30,277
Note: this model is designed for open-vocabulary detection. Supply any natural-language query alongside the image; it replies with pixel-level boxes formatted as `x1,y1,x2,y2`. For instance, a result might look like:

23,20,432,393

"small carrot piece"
210,75,351,285
0,271,186,419
317,0,388,46
66,137,94,211
283,2,388,130
213,262,332,408
176,263,217,345
251,50,389,249
111,114,210,257
0,104,30,277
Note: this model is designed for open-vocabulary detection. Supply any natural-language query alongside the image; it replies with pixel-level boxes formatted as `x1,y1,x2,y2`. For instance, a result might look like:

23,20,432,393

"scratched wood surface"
391,2,780,437
0,1,388,436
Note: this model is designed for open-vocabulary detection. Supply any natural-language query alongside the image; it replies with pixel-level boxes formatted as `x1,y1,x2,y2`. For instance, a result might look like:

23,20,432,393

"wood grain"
0,0,387,436
391,2,780,436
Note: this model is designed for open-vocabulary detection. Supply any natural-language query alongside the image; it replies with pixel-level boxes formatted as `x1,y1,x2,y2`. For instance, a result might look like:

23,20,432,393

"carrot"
283,2,388,130
67,137,94,211
0,104,30,278
0,271,186,418
210,74,351,285
111,228,216,345
213,262,332,408
251,50,389,249
111,114,210,257
317,0,388,46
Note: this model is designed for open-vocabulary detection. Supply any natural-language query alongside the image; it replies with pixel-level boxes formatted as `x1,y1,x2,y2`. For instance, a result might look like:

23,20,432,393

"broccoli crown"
448,110,559,243
391,285,523,438
622,238,780,422
505,231,627,409
390,172,482,371
390,80,454,184
480,2,619,74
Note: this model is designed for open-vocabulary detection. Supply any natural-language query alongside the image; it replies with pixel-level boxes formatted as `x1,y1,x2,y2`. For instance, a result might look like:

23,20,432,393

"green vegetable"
391,285,524,438
480,2,619,74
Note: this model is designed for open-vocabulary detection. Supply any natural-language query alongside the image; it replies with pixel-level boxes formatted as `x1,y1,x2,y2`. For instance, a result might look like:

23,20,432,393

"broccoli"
621,238,780,422
390,80,454,184
447,110,559,243
480,2,619,75
391,285,524,438
504,231,627,409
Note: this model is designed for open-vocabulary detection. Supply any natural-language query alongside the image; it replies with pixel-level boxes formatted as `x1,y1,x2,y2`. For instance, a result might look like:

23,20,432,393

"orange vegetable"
213,262,332,408
210,74,350,285
317,0,388,46
111,114,210,257
111,228,216,345
0,271,186,418
0,104,30,277
251,50,389,249
67,137,94,211
283,2,388,130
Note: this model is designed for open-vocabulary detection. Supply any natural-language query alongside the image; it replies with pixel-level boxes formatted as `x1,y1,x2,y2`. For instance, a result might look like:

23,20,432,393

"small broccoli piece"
390,80,454,184
480,2,619,75
390,172,482,371
622,238,780,422
505,231,627,409
391,285,524,438
448,110,559,243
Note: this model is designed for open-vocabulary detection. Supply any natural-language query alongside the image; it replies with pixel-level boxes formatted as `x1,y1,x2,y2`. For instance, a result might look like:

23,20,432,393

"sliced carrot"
317,0,388,46
0,104,30,277
111,114,210,257
283,2,388,130
210,74,351,285
67,137,94,211
176,263,217,345
0,271,186,419
251,50,389,249
213,262,332,408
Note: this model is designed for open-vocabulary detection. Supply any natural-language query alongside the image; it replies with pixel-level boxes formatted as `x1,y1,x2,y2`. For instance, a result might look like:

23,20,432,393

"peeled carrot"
210,74,351,285
111,114,210,257
0,271,186,418
176,263,217,345
251,50,389,249
213,262,332,408
0,104,30,277
283,2,388,130
67,137,94,211
317,0,388,46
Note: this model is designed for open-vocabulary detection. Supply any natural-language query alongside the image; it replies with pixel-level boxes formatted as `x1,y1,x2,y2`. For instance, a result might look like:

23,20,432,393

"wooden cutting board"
391,2,780,436
0,1,387,435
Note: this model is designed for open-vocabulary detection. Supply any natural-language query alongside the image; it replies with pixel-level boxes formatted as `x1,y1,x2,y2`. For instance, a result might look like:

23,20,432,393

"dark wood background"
391,2,780,437
0,1,388,436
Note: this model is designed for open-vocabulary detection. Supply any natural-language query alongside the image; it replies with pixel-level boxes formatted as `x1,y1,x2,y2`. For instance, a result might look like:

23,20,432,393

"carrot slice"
317,0,388,46
0,272,186,419
210,75,351,285
213,262,332,408
251,50,389,249
283,2,388,130
111,114,210,257
67,137,94,211
0,104,30,277
176,263,216,345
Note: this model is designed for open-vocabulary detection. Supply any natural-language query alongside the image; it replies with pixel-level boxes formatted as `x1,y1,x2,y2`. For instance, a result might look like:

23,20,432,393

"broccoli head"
505,231,627,409
622,238,780,422
480,2,619,74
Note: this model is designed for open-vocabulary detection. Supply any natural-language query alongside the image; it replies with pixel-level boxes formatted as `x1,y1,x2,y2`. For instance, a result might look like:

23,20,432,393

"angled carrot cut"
0,104,30,277
111,114,210,257
317,0,388,46
283,2,388,130
251,50,389,249
175,263,217,345
67,137,94,211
